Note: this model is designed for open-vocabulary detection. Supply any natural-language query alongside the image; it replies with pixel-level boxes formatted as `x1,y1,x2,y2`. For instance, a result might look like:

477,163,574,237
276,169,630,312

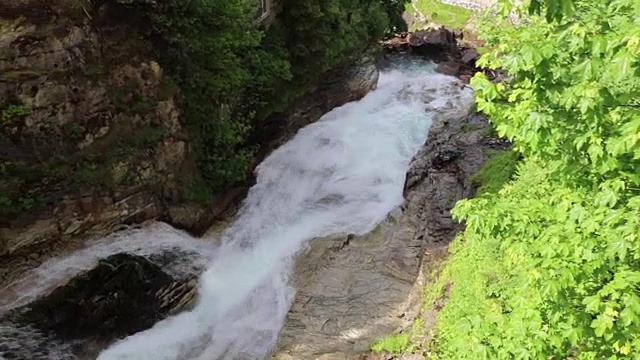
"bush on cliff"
425,0,640,358
113,0,409,194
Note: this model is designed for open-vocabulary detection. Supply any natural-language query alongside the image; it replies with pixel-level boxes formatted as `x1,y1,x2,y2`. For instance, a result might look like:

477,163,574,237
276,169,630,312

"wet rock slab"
0,252,198,359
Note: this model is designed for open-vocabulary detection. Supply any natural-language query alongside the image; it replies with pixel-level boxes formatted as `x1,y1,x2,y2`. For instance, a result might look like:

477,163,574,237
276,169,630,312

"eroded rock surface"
273,75,507,359
0,1,189,275
0,1,379,289
1,252,198,359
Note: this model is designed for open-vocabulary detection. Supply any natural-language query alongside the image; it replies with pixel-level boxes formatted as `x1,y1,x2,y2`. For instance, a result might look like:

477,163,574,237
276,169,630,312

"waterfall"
2,61,474,360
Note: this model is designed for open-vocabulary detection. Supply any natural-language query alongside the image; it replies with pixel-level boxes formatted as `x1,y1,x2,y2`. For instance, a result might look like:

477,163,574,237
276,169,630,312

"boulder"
458,73,472,83
1,252,198,358
407,29,458,60
381,36,411,53
435,61,462,76
383,28,461,54
461,47,480,64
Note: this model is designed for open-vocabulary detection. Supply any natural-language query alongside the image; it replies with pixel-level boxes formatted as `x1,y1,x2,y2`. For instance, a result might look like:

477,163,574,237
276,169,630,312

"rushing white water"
2,62,473,360
95,62,472,360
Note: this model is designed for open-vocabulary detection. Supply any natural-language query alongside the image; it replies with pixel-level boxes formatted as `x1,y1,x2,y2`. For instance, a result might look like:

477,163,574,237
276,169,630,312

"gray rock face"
273,78,507,359
1,252,199,359
0,5,379,291
0,3,188,274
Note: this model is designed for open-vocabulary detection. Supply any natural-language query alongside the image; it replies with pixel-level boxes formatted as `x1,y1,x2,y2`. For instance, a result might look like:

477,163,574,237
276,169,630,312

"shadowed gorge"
2,60,485,359
4,0,635,358
0,0,405,265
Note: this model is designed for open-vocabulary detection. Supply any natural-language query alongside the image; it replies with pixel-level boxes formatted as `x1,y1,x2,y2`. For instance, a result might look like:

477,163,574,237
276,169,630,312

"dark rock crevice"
403,112,508,252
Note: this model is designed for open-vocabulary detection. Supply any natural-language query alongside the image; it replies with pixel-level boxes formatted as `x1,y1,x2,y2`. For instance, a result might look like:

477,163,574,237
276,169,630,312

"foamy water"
1,62,474,360
99,63,472,359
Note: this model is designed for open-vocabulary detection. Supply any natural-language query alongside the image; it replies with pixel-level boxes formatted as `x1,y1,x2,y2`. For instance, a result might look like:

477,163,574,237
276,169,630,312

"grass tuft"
413,0,474,29
371,333,411,354
471,149,520,196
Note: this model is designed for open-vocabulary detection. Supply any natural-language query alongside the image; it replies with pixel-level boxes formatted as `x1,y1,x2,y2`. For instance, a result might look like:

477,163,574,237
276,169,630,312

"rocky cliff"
0,0,189,259
0,1,380,279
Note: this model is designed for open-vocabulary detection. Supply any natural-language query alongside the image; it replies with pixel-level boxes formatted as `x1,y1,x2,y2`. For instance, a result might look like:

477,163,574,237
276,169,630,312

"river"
2,61,470,359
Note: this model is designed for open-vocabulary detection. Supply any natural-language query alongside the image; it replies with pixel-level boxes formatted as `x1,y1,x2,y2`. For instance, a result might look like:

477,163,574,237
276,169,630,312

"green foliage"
0,119,170,221
1,103,31,127
471,149,520,196
371,333,411,354
0,70,39,81
460,122,483,133
427,0,640,358
381,0,411,32
278,0,395,78
413,0,473,29
111,0,408,195
0,194,42,217
176,172,215,205
70,161,113,188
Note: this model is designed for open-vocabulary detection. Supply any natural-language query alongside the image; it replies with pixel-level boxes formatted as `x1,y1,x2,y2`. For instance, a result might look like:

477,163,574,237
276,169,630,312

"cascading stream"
1,61,473,360
97,62,472,360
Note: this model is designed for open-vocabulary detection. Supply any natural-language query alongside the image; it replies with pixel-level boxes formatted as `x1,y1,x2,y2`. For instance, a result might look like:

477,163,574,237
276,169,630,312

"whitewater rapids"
2,61,473,360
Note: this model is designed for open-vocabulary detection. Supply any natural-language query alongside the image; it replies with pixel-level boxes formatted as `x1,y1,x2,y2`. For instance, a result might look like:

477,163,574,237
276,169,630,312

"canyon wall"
0,0,384,276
